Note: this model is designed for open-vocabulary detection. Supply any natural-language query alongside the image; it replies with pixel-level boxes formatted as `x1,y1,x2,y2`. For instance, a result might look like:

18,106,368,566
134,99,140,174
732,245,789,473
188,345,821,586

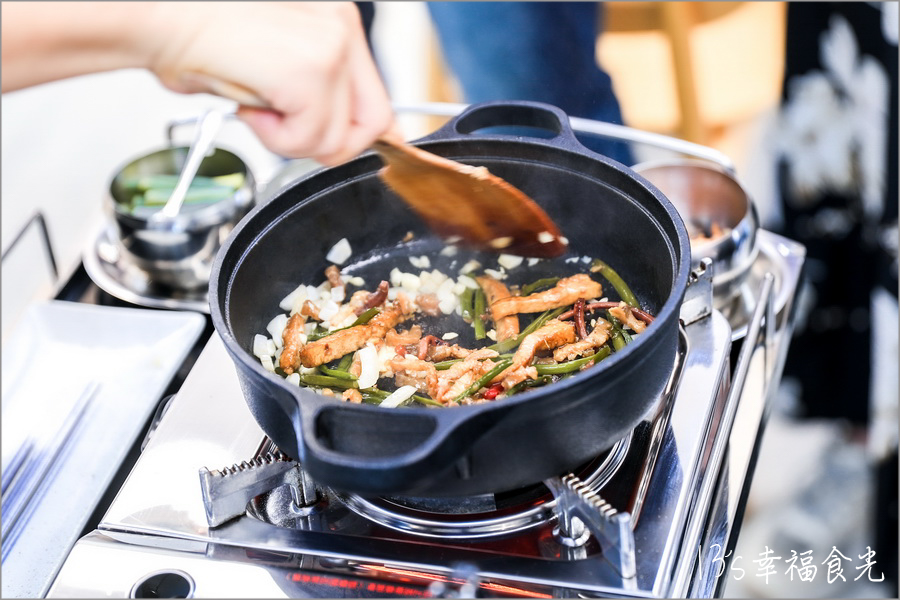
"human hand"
148,2,394,165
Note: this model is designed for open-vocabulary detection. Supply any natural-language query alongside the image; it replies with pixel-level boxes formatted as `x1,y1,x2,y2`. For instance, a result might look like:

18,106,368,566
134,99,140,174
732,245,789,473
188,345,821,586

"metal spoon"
151,108,225,225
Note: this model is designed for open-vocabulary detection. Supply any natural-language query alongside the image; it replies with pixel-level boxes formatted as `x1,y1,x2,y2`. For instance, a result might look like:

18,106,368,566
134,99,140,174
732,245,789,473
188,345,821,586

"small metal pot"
633,158,758,308
106,145,255,290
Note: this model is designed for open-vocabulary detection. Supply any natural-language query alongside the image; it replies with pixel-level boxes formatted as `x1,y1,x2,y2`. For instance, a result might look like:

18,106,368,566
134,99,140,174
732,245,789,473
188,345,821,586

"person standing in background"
775,1,897,593
425,2,633,165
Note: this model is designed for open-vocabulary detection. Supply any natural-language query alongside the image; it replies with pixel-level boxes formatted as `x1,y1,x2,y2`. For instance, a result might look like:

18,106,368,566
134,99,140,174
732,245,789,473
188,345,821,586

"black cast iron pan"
210,101,691,497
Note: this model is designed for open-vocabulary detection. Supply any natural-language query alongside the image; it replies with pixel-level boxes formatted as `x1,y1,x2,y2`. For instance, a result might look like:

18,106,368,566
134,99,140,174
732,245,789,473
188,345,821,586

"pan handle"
294,398,501,494
395,101,736,173
419,100,588,155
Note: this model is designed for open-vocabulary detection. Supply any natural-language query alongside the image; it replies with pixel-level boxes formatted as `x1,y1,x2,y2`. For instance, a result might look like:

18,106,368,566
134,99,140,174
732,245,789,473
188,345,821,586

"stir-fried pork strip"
389,355,438,394
497,365,539,391
553,318,612,362
394,291,415,315
489,274,603,320
348,348,363,378
299,303,411,368
415,293,442,317
359,280,390,313
609,303,647,334
509,319,576,370
432,348,500,404
392,349,501,405
488,319,575,392
342,389,363,403
385,325,423,347
328,290,372,328
300,299,320,320
280,313,309,374
412,335,472,361
325,265,344,289
476,275,520,341
428,344,473,362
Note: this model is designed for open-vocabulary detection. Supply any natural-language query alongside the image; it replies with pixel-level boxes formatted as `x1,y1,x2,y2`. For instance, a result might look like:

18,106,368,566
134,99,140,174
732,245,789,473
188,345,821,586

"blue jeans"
427,2,633,164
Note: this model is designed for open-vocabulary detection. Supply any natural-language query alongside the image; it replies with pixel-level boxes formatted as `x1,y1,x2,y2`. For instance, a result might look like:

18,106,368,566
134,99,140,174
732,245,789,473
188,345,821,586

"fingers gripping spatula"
185,72,567,258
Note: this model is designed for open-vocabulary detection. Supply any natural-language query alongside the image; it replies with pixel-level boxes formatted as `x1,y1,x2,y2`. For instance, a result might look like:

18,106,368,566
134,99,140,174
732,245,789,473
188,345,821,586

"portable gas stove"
45,225,804,598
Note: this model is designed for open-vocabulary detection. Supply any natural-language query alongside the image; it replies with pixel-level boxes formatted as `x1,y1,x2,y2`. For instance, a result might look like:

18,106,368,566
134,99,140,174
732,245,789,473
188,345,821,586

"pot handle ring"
294,396,501,494
419,100,588,154
396,101,736,173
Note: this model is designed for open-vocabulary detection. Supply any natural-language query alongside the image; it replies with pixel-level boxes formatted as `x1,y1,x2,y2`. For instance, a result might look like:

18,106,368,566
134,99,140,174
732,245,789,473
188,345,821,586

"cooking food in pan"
252,239,654,408
210,100,691,496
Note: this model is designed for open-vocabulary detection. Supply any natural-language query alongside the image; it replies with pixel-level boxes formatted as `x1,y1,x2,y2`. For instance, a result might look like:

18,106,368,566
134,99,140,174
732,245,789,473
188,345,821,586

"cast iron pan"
210,101,691,497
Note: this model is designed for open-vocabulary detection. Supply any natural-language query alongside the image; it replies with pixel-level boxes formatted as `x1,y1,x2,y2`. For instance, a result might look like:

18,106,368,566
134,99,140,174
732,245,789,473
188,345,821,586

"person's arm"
1,2,393,165
1,2,158,91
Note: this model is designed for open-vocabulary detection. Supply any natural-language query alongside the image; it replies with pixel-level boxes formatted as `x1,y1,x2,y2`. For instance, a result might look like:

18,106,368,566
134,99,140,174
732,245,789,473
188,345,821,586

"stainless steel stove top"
47,231,804,598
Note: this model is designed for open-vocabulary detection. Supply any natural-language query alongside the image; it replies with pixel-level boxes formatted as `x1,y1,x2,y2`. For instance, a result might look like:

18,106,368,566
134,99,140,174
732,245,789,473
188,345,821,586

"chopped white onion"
409,255,431,269
457,274,479,289
330,285,346,303
497,254,524,270
379,385,417,408
286,373,301,386
399,272,421,291
442,332,459,340
266,314,289,349
438,296,457,315
484,268,507,280
486,329,497,341
390,267,403,287
417,270,437,293
279,284,307,311
356,344,379,389
421,272,447,295
489,236,513,249
326,238,352,264
537,231,556,244
527,257,542,267
437,277,456,297
259,354,275,372
459,259,481,275
253,334,276,358
333,313,357,329
317,299,340,321
440,245,458,257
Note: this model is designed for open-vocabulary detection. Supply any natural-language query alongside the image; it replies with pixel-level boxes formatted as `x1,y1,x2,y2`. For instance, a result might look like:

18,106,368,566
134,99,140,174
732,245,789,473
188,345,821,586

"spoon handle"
158,109,225,220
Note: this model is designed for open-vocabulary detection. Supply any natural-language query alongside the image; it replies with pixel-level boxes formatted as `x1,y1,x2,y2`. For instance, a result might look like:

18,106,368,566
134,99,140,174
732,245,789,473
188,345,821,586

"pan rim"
209,135,690,415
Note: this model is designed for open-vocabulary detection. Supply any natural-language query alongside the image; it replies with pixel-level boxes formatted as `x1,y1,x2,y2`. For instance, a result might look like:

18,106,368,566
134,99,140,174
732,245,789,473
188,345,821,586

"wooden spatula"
182,73,567,258
372,136,567,258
